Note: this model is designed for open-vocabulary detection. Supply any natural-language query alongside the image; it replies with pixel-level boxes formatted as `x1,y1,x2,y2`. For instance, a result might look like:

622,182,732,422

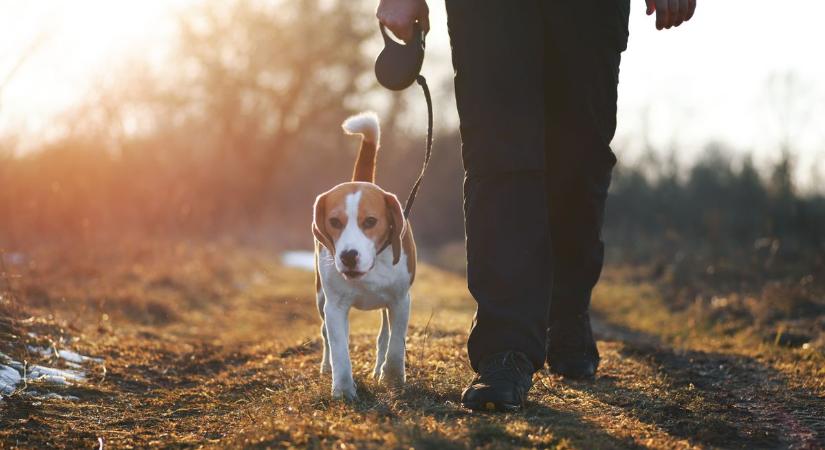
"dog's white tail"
342,112,380,183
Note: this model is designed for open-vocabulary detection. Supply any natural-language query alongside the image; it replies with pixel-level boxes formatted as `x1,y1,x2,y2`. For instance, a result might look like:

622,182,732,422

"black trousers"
446,0,630,371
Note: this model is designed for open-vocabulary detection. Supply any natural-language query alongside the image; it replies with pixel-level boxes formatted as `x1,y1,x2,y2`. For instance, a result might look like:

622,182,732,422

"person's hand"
646,0,696,30
377,0,429,43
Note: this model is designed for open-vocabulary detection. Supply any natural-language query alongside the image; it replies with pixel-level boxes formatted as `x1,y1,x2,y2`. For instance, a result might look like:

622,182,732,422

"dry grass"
1,242,823,449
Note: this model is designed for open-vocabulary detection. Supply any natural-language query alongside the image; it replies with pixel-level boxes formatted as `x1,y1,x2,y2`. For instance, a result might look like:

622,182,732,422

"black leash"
402,75,433,219
374,23,433,220
373,74,433,258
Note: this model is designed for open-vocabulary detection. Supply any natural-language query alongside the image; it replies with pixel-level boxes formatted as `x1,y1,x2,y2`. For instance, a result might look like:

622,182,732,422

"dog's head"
313,182,406,280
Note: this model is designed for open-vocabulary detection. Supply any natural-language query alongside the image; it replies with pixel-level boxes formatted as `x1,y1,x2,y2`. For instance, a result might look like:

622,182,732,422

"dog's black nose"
340,249,359,268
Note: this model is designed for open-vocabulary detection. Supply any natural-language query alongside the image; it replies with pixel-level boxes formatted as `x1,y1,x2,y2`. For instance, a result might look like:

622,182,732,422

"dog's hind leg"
373,308,390,379
317,290,331,374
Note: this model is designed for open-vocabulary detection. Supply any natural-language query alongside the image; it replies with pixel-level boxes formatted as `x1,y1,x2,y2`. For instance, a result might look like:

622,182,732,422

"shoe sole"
461,399,523,413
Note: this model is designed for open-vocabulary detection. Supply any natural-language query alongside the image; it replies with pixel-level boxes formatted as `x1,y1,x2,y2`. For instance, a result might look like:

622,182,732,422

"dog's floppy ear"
384,192,407,265
313,193,335,253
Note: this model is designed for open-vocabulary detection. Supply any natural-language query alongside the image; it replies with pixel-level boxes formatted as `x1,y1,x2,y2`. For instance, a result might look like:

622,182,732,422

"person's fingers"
655,0,668,29
653,0,695,30
645,0,656,15
668,0,680,27
417,6,430,34
420,17,430,34
686,0,697,21
394,22,414,42
378,13,413,43
675,0,687,26
677,0,690,25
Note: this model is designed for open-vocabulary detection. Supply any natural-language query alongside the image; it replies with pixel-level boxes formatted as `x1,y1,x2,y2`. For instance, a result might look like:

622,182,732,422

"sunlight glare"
0,0,198,136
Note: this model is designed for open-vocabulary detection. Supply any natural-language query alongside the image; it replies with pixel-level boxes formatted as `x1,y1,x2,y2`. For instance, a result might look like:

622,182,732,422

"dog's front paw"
379,365,406,387
331,383,358,401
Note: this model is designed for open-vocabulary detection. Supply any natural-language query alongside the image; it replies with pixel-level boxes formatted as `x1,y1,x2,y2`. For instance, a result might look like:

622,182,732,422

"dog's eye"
363,217,378,229
329,218,344,229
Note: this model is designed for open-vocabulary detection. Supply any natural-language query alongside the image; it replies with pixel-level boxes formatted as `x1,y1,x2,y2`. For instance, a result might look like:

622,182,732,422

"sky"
1,0,824,189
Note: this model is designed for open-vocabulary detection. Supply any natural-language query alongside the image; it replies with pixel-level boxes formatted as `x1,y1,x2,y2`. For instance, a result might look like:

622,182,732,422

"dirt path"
589,319,824,449
1,244,823,449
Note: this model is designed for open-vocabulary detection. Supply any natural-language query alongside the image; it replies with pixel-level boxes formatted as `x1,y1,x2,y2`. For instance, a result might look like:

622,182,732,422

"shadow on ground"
576,314,825,449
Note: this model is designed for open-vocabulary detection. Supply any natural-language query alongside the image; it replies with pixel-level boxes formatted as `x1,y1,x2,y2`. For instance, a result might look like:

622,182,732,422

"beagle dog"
313,112,416,400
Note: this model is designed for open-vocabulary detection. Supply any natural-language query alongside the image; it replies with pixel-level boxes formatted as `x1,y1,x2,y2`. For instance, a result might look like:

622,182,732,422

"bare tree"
764,72,816,199
172,0,373,205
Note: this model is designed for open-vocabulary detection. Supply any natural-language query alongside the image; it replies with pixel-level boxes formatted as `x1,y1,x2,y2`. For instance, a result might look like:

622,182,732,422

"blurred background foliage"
0,0,823,282
0,0,468,249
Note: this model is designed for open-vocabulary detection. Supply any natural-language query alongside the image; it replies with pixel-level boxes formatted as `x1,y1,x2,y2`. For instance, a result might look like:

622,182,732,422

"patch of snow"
58,349,103,364
0,352,24,371
282,250,315,271
27,346,53,358
25,346,103,365
28,365,86,384
0,365,22,395
1,346,102,398
32,375,71,385
4,252,26,266
40,392,80,401
26,391,80,401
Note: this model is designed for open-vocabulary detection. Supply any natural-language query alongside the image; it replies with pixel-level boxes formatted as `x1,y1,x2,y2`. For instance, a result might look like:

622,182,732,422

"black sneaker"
461,351,534,412
546,312,600,379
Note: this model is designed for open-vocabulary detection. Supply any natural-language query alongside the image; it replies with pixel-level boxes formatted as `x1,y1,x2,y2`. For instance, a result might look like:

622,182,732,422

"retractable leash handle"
374,22,433,219
375,23,425,91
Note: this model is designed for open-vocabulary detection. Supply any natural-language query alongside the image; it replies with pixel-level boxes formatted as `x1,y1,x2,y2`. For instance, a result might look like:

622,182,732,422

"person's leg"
446,0,551,373
542,0,630,377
